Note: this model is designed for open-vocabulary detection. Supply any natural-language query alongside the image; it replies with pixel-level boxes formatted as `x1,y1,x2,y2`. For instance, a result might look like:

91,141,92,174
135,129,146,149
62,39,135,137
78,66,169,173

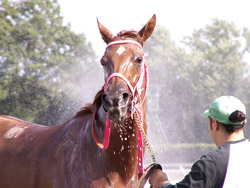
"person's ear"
211,119,219,131
213,120,220,131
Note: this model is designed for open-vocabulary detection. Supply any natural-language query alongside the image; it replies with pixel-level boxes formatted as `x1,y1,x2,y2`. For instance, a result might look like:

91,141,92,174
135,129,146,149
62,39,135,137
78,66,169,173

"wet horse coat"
0,15,156,188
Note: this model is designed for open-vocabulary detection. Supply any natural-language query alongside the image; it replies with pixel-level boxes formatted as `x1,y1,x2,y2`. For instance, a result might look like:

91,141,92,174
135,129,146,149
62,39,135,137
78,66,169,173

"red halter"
92,40,149,175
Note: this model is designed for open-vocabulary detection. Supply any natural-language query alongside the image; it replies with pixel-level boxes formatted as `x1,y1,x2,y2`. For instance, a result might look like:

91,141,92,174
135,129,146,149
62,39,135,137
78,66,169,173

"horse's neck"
62,102,147,185
61,117,102,186
96,104,147,182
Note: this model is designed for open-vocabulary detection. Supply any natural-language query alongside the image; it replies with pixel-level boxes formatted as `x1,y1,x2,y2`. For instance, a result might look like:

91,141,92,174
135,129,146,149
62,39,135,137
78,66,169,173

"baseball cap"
203,96,246,125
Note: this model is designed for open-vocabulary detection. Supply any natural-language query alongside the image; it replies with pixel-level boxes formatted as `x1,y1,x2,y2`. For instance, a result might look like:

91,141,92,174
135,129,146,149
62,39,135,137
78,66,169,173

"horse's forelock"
74,87,104,118
116,30,144,45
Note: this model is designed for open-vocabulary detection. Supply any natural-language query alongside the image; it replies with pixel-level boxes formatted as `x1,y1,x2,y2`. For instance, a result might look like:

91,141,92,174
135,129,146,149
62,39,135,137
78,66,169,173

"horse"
0,15,156,188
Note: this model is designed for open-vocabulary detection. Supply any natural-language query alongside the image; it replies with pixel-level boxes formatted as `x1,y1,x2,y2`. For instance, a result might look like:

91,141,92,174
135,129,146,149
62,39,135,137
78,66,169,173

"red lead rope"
92,111,111,149
92,109,144,176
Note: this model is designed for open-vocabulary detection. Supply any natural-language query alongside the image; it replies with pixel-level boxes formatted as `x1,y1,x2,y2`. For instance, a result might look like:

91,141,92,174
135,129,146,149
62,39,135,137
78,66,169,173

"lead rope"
134,108,156,163
134,108,162,188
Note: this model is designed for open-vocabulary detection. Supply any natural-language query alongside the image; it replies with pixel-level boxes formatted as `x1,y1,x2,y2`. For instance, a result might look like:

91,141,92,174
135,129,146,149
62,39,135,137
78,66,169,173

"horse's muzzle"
102,91,130,123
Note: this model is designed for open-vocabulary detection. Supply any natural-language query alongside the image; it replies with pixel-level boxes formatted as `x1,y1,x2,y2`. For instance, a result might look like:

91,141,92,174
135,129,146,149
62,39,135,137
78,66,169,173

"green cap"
203,96,246,125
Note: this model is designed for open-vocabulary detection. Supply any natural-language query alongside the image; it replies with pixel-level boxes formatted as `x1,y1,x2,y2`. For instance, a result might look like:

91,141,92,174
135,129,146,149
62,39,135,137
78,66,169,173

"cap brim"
203,109,209,118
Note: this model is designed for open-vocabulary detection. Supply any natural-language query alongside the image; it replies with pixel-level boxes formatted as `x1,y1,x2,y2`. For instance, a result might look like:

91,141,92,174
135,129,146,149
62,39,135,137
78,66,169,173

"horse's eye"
100,58,106,66
135,57,143,64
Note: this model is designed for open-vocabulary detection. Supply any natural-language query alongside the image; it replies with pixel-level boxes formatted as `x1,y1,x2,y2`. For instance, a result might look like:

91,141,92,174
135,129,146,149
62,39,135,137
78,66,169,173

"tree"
144,19,250,143
183,19,250,141
184,19,248,99
0,0,98,125
144,26,196,143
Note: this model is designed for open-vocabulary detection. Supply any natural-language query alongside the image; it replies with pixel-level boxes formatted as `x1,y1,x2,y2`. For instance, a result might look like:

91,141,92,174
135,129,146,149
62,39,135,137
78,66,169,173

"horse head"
97,15,156,124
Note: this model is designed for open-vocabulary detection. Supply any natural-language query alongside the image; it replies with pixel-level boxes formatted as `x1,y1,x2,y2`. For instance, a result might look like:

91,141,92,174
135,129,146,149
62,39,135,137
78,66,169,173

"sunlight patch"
4,126,27,139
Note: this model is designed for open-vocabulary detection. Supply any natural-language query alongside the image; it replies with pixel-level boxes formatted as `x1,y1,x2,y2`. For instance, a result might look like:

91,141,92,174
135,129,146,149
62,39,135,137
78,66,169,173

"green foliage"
145,19,250,143
0,0,97,125
184,19,248,99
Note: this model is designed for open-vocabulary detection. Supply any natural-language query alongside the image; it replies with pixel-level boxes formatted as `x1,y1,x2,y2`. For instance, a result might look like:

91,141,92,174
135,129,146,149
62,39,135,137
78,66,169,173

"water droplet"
121,145,124,151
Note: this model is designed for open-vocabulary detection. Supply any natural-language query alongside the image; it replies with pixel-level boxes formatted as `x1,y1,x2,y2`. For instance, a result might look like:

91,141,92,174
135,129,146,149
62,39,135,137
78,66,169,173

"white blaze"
116,46,125,56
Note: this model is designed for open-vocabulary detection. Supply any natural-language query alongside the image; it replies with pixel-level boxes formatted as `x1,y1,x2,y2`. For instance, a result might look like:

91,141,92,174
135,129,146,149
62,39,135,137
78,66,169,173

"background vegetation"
0,0,99,125
1,0,250,157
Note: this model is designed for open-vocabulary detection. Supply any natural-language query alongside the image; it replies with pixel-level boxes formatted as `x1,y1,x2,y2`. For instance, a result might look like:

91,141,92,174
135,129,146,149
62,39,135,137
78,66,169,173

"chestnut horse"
0,15,156,188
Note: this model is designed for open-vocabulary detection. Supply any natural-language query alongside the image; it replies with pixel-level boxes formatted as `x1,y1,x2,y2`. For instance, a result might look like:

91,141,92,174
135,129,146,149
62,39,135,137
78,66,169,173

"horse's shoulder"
0,115,25,131
0,115,49,138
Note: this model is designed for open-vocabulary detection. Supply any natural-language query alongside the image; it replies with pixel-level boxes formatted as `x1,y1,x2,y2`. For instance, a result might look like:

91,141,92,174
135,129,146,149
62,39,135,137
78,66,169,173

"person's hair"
219,110,246,133
209,117,213,130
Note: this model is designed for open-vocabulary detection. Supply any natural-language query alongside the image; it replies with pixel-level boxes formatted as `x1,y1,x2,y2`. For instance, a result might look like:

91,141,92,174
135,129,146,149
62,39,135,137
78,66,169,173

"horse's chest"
90,172,137,188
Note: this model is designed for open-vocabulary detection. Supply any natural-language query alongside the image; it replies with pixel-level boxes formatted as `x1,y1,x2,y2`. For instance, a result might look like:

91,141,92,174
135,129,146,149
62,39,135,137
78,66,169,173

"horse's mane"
74,86,104,118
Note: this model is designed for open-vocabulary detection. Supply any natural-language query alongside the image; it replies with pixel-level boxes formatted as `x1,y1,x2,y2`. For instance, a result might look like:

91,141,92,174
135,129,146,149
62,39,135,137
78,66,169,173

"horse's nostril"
102,94,107,102
102,94,109,104
122,93,129,101
119,92,129,106
102,94,111,112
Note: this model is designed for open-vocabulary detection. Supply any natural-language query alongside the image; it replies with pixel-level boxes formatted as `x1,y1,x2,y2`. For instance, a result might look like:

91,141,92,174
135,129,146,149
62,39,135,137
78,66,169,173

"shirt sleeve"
161,149,228,188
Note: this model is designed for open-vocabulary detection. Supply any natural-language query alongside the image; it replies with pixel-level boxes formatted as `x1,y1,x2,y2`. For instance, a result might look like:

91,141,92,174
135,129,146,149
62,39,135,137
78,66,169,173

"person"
149,95,250,188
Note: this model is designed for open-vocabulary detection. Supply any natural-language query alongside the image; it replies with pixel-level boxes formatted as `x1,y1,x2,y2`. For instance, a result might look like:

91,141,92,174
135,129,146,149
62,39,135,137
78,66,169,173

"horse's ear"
97,18,114,44
138,14,156,42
